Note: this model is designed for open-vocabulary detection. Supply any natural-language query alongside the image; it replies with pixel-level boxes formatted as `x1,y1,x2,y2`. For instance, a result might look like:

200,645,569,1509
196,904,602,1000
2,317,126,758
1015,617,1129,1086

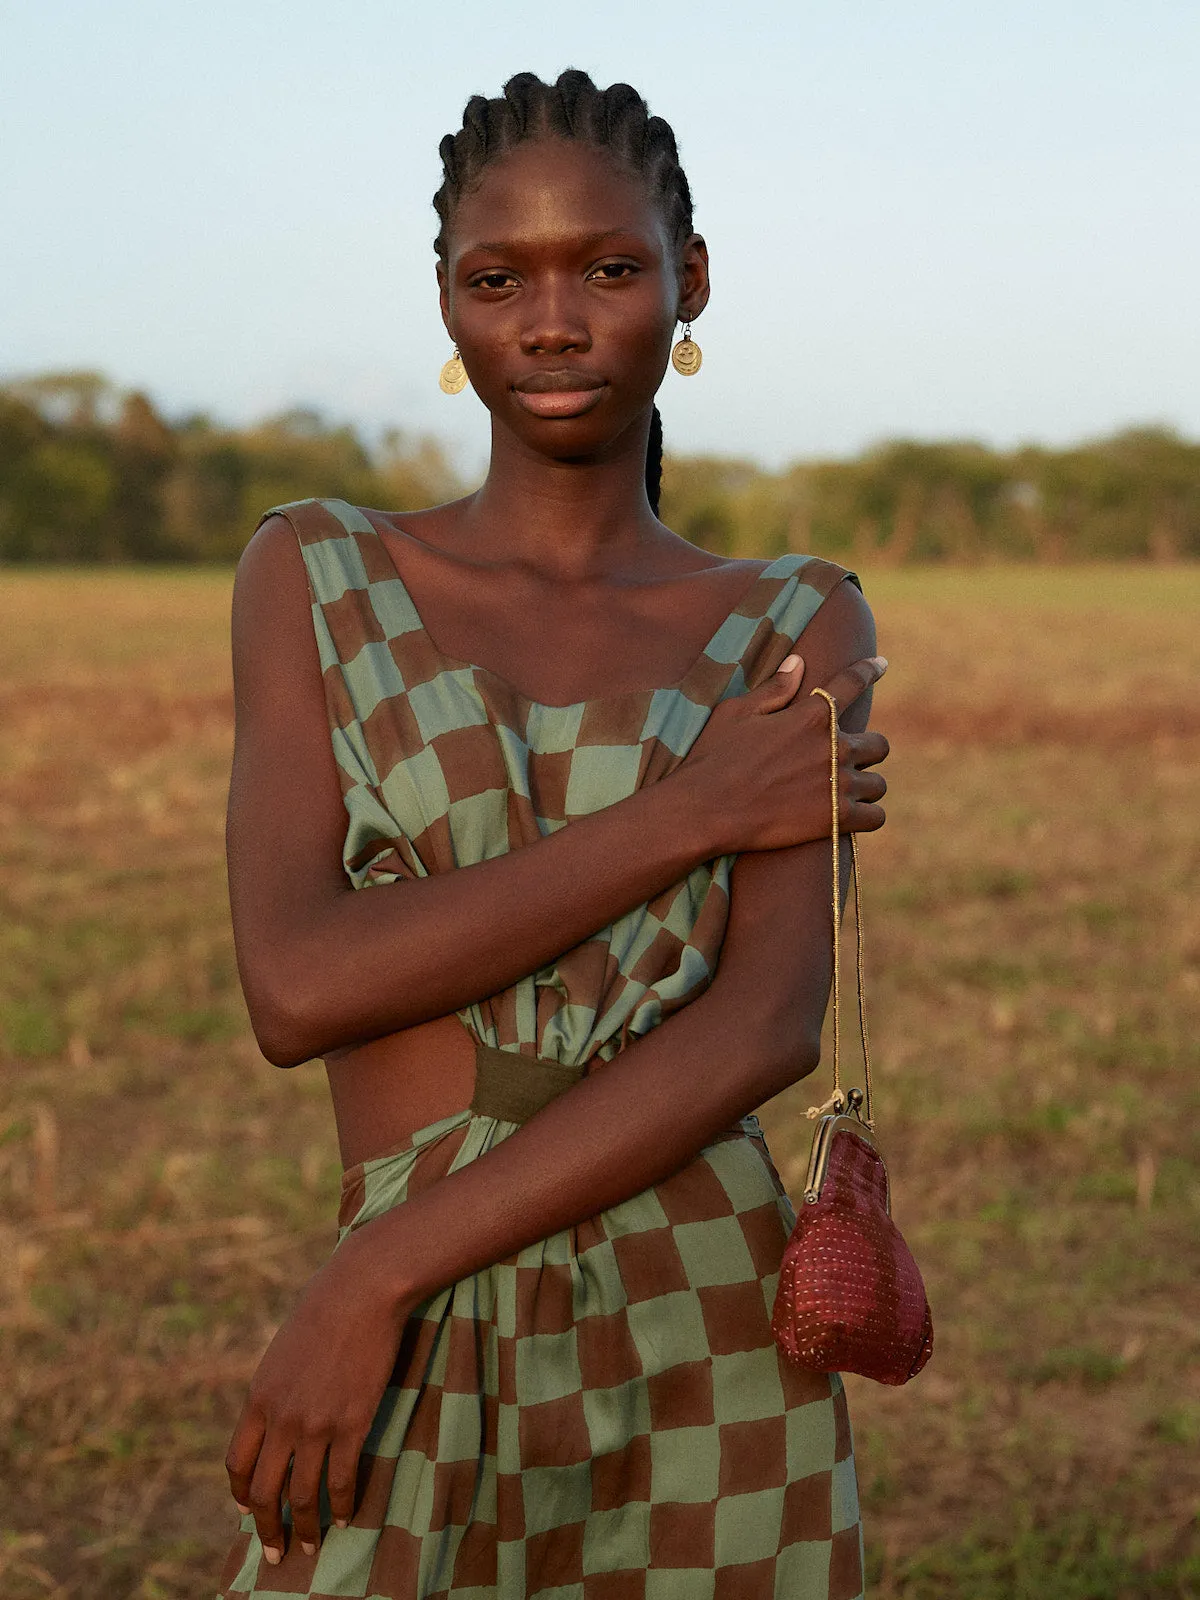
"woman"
219,70,889,1600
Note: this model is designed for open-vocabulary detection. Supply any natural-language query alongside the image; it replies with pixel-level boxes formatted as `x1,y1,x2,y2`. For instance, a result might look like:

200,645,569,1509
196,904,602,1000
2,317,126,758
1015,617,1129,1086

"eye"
469,270,519,291
587,261,640,282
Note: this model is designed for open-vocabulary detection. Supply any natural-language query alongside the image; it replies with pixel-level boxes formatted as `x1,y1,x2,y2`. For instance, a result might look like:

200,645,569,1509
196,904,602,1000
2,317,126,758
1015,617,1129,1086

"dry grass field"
1,564,1198,1599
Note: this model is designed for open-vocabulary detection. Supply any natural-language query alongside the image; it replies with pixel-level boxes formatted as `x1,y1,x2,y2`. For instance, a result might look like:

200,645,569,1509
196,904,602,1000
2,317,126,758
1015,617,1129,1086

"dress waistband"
469,1041,587,1124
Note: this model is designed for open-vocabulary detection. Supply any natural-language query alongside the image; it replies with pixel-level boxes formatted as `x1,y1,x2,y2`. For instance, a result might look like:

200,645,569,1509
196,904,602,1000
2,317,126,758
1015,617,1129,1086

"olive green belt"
469,1040,587,1124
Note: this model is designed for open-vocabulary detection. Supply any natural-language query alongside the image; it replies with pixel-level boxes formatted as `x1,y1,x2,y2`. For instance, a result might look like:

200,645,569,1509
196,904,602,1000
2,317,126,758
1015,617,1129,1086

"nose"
519,275,591,356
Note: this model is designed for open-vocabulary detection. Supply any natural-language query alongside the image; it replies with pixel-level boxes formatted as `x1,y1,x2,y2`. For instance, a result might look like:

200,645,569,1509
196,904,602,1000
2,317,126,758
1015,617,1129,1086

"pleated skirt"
218,1109,863,1600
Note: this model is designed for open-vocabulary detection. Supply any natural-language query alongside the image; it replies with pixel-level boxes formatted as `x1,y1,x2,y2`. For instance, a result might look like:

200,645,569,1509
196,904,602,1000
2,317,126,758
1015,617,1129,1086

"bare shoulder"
798,567,876,663
234,512,308,604
230,514,322,708
226,509,345,887
232,514,311,632
795,570,879,733
655,524,772,581
360,495,482,556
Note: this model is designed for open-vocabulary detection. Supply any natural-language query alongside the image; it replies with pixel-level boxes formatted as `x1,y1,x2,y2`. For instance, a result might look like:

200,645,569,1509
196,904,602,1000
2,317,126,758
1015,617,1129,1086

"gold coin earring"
439,346,468,395
671,321,702,376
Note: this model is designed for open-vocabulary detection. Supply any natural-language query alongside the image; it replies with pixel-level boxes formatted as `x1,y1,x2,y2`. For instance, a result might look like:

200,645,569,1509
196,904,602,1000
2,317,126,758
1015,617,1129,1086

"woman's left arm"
228,581,882,1561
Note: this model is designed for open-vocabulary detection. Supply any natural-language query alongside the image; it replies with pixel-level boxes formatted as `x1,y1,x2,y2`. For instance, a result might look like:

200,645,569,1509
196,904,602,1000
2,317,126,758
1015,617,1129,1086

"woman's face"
437,137,709,459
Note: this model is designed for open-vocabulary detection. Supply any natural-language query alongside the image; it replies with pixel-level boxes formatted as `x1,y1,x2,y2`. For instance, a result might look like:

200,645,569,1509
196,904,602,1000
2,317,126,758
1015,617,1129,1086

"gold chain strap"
805,687,875,1129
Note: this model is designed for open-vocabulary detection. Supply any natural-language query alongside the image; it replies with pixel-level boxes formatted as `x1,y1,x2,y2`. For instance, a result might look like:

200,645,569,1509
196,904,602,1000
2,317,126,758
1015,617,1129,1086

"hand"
682,653,890,857
225,1241,413,1564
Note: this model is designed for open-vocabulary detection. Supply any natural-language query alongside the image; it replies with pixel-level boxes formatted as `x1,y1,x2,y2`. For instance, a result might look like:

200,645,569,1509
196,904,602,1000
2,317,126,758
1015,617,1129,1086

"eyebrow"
462,229,647,255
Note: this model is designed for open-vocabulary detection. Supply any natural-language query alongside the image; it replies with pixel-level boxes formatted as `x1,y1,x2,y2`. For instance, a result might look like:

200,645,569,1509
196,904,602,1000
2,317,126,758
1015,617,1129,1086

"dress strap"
256,495,362,545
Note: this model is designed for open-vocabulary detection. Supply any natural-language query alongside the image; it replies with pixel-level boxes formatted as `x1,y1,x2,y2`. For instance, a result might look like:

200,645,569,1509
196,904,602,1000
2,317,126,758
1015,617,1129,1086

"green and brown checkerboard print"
218,499,863,1597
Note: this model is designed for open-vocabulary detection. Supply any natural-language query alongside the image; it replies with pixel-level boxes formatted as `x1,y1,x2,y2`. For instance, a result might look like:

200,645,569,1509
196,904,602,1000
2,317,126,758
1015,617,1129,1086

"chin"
508,399,653,461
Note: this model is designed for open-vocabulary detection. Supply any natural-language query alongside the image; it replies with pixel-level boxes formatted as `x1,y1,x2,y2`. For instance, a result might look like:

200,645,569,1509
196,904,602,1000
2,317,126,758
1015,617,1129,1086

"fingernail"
236,1502,250,1515
873,655,888,671
334,1518,349,1530
301,1541,317,1556
780,654,800,673
263,1545,282,1566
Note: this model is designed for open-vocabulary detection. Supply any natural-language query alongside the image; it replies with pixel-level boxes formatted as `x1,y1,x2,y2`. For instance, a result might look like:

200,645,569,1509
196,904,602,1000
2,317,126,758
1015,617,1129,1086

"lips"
513,369,605,393
511,369,607,420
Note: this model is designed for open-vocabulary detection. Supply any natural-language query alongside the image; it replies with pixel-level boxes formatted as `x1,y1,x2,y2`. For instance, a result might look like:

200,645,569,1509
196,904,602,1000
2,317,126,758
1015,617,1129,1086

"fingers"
327,1428,369,1531
844,767,887,805
841,729,890,770
841,799,887,833
226,1407,265,1518
287,1436,331,1555
228,1410,359,1559
247,1434,294,1566
748,653,805,715
838,748,887,827
816,655,888,714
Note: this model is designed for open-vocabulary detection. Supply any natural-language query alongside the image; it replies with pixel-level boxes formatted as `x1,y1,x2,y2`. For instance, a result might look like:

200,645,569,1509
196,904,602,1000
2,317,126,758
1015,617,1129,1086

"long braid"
433,70,694,514
645,405,664,517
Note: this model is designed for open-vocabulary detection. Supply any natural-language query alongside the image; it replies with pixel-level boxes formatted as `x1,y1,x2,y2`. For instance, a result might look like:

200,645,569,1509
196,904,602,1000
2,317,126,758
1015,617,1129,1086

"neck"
456,408,662,580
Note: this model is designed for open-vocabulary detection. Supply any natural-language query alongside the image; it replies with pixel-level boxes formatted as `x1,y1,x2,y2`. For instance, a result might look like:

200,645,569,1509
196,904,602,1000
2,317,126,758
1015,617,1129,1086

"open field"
1,563,1198,1599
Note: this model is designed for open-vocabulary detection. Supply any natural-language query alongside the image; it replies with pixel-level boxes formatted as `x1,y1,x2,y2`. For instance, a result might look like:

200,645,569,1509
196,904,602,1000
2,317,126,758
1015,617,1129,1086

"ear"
436,260,452,338
676,233,710,324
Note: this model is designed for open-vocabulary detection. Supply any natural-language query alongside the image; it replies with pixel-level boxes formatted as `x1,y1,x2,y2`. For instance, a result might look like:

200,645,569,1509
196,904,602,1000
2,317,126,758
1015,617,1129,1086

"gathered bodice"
268,496,854,1069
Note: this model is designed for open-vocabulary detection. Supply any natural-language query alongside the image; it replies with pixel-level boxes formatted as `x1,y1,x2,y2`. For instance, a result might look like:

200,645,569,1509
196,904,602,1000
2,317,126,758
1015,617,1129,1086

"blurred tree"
113,392,177,558
6,371,116,429
1,371,1196,563
659,456,759,555
378,429,461,511
4,438,117,559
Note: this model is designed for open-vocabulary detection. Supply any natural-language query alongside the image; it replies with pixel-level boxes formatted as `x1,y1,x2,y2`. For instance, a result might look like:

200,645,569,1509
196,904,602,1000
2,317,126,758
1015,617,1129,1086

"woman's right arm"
227,518,886,1066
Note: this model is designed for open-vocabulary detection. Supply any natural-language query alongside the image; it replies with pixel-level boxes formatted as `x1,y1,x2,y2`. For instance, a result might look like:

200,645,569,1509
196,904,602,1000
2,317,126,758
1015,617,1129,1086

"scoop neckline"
349,504,804,712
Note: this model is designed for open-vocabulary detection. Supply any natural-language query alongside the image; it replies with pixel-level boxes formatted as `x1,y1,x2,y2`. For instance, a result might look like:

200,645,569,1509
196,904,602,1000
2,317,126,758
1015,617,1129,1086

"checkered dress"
219,499,864,1599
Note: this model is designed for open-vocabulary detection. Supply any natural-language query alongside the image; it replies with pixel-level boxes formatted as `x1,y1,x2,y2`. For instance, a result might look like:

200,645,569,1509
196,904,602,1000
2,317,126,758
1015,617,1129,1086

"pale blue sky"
2,0,1197,470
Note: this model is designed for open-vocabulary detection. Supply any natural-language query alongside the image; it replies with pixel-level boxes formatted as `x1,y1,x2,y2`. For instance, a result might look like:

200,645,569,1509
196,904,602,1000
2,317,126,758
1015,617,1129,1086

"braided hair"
433,70,695,516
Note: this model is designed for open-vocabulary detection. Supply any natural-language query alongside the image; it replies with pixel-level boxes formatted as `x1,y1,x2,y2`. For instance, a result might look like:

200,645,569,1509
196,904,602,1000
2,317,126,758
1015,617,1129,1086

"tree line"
2,371,1198,563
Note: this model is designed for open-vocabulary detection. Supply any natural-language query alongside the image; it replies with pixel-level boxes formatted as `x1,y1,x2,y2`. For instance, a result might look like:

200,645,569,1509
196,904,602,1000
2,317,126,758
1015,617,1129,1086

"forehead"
448,137,665,255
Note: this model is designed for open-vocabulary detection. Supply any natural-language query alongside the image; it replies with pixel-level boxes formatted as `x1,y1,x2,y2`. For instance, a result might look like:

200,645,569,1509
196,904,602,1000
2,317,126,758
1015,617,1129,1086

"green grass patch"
1016,1345,1129,1387
871,1512,1200,1599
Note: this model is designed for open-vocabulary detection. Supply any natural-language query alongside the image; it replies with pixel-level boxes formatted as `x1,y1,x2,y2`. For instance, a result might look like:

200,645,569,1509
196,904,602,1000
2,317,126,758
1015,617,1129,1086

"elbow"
745,999,823,1100
246,994,319,1069
704,982,824,1101
238,951,326,1068
760,1030,822,1097
252,1022,314,1070
791,1030,823,1083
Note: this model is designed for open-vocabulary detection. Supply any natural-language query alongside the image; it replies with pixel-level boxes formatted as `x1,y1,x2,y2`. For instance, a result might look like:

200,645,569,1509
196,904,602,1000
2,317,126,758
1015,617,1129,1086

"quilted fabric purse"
770,687,934,1386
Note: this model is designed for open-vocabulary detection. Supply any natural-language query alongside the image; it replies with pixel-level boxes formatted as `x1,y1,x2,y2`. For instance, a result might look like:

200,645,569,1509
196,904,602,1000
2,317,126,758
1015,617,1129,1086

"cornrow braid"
645,403,664,517
433,69,695,517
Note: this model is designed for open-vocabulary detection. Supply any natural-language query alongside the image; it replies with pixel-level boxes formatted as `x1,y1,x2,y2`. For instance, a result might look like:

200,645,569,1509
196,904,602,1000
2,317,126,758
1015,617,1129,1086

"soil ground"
1,564,1197,1598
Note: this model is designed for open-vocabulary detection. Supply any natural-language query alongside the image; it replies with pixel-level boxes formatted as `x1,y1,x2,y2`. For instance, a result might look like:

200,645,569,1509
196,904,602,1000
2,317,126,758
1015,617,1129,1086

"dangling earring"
671,321,702,376
439,346,468,395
